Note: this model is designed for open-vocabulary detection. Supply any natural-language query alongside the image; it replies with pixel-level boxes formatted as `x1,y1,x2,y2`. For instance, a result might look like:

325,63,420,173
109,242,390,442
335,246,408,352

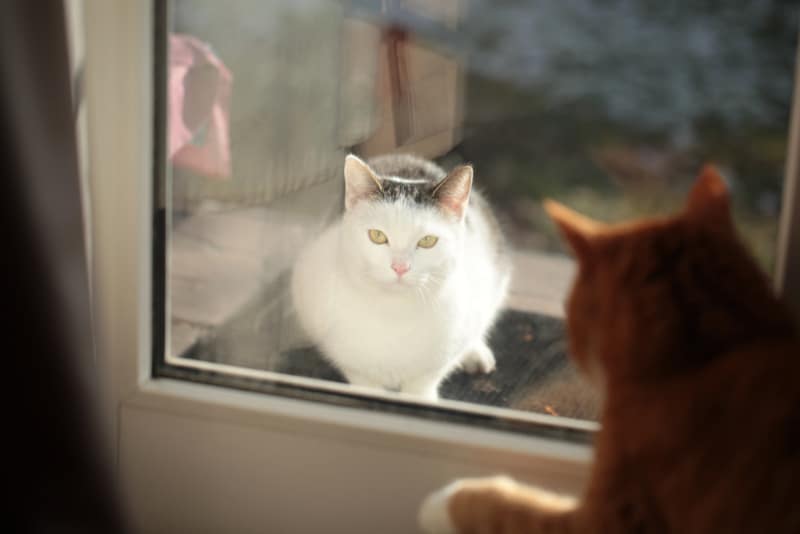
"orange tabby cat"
419,166,800,534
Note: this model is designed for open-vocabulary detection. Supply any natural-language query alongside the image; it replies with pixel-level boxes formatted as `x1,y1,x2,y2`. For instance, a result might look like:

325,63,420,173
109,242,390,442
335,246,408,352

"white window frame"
83,2,800,532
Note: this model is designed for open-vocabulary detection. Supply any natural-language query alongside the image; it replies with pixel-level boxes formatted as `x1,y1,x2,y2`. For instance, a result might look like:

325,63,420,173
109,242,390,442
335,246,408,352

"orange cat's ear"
543,200,604,260
685,165,733,232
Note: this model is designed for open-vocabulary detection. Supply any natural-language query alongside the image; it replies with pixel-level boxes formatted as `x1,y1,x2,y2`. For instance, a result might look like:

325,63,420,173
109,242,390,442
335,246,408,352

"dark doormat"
182,303,600,421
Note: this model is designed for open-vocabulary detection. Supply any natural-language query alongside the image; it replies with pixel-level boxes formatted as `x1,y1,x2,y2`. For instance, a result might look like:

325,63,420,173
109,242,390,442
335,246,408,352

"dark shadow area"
183,304,600,421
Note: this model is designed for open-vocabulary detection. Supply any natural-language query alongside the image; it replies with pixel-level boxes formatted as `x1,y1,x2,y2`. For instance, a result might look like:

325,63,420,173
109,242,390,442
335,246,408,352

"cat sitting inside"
420,166,800,533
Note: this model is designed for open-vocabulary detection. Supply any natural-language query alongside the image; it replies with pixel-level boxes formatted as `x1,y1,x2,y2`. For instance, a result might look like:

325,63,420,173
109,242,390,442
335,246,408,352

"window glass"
158,0,798,427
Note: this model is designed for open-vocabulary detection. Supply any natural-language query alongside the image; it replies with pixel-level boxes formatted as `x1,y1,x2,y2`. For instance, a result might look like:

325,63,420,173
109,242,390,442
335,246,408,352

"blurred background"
169,0,798,265
164,0,799,417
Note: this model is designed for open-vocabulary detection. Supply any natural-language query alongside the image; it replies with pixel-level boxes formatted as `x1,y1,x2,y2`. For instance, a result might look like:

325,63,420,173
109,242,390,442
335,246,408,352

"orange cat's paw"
418,480,461,534
420,476,578,533
419,477,518,533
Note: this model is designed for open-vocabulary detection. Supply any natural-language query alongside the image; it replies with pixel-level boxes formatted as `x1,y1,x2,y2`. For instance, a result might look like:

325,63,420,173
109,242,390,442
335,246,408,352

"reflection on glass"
164,0,797,422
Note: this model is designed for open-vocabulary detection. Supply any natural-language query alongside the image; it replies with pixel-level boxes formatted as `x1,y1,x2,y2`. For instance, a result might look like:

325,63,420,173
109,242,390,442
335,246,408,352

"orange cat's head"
545,166,792,386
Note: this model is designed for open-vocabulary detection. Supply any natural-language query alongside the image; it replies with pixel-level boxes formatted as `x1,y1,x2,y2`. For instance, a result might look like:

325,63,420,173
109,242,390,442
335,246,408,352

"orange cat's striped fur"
420,166,800,533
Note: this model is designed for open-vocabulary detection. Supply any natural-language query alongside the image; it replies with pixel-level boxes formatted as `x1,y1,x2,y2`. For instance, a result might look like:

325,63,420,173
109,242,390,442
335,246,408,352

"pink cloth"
169,34,232,179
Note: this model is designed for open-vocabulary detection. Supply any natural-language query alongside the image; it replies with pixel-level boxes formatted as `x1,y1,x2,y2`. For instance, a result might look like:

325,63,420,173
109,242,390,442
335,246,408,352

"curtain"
1,2,129,532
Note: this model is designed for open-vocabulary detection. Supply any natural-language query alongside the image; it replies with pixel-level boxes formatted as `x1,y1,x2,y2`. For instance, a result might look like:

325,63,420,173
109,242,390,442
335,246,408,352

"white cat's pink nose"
391,261,410,277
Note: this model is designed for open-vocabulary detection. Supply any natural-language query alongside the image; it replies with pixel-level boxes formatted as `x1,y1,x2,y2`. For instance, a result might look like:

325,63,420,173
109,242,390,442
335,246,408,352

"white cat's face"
338,154,473,293
341,200,464,290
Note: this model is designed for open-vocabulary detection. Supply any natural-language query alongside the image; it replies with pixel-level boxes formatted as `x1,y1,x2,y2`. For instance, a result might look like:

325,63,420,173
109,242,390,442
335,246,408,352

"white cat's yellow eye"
368,229,388,245
417,235,438,248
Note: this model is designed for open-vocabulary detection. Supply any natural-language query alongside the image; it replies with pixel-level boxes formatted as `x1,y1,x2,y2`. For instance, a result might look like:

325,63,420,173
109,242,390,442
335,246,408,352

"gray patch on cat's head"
376,176,438,206
367,154,446,184
344,154,472,218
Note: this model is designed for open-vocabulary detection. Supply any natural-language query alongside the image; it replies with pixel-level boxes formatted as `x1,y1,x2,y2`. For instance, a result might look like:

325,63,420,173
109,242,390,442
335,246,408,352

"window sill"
124,375,593,470
119,376,591,533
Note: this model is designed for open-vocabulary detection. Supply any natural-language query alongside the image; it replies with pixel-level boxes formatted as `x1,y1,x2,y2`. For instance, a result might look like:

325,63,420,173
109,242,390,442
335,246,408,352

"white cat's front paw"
460,343,496,374
418,481,461,534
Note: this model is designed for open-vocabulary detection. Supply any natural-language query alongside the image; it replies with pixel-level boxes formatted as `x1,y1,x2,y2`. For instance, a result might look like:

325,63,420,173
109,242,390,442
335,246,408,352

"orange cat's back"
420,166,800,534
557,166,800,533
593,339,800,533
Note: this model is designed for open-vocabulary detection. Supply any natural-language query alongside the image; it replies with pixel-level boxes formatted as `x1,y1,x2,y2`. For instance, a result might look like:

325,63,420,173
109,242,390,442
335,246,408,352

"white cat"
291,154,511,400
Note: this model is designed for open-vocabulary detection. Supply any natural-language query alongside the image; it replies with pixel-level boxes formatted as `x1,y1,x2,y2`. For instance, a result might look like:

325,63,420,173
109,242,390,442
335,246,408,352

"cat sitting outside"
419,166,800,533
292,154,511,400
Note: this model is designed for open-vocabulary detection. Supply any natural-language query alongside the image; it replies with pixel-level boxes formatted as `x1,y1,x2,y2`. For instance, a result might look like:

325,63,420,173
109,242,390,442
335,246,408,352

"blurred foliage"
443,0,798,274
175,0,798,273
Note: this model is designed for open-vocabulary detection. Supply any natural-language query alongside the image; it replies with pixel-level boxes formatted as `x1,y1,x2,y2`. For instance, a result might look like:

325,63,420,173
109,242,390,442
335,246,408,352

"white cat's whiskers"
418,277,443,312
414,285,430,308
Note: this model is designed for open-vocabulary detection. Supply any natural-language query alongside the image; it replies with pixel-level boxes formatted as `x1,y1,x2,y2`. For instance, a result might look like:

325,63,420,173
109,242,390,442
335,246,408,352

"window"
81,0,800,531
154,0,799,435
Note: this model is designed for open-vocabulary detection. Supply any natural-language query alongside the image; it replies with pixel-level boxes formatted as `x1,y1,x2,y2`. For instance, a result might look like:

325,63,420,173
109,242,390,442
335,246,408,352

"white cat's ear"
433,165,473,220
344,155,383,211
